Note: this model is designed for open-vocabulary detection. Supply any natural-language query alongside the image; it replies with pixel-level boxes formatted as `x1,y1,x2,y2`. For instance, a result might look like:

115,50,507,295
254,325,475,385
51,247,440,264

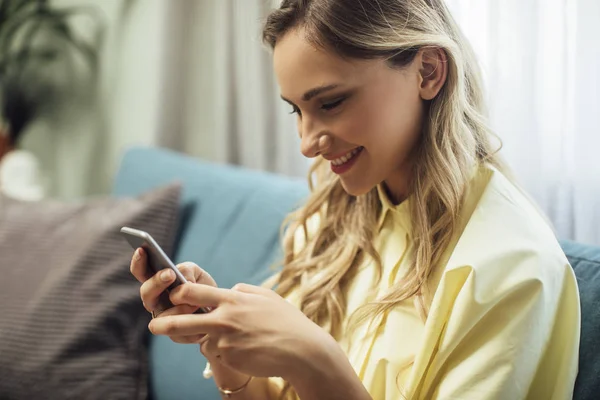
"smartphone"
120,226,209,313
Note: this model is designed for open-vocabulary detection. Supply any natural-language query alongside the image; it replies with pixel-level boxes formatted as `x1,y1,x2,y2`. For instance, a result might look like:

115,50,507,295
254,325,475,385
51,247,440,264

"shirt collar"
376,183,411,233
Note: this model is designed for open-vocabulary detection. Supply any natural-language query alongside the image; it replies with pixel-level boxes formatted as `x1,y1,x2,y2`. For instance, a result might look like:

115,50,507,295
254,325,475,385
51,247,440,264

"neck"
382,164,413,205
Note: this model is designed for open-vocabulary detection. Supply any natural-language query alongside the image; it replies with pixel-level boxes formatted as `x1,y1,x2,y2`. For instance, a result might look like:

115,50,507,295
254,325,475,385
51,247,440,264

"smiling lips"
330,147,362,165
328,146,364,174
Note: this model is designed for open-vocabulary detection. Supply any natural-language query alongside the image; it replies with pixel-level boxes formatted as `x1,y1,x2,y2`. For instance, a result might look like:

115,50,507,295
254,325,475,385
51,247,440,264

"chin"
339,178,375,197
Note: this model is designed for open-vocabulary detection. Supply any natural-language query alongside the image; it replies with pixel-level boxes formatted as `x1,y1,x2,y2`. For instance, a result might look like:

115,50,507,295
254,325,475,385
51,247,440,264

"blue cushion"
561,240,600,400
113,147,308,400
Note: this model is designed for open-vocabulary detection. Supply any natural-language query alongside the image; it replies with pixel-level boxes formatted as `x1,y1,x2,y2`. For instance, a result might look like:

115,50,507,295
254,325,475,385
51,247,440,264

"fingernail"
134,249,141,261
161,270,174,282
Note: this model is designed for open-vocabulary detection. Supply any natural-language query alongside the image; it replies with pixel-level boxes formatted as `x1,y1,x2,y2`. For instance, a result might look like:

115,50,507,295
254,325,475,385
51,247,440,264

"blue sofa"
113,147,600,400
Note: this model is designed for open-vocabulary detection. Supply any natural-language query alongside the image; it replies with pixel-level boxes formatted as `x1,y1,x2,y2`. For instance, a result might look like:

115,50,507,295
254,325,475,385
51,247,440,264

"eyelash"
321,97,346,111
289,97,347,116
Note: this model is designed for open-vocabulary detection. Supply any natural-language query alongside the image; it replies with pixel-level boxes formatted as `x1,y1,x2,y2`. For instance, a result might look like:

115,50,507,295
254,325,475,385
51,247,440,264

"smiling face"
273,28,427,202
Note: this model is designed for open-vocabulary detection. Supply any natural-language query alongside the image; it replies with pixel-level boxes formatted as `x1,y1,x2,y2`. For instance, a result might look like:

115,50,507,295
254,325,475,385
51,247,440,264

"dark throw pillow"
0,183,181,400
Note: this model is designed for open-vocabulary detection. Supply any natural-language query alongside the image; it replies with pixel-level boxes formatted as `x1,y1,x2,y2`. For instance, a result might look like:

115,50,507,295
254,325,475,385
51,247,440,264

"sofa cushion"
0,184,181,400
113,147,308,400
561,240,600,400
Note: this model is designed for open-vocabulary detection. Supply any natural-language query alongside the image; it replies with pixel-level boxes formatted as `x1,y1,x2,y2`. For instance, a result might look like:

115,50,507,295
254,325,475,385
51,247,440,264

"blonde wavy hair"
263,0,507,393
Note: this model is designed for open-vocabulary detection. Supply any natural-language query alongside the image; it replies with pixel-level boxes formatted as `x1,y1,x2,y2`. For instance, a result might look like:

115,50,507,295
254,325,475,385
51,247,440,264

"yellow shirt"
274,164,580,400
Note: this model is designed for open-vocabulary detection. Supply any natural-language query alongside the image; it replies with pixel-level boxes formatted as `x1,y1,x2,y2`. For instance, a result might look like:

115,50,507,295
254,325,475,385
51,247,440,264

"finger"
199,335,210,346
156,303,198,317
200,334,220,359
149,313,221,336
176,262,217,286
130,248,152,283
232,283,279,299
200,336,209,356
169,282,232,307
157,296,209,317
139,268,177,312
170,334,206,344
152,304,204,341
176,262,198,282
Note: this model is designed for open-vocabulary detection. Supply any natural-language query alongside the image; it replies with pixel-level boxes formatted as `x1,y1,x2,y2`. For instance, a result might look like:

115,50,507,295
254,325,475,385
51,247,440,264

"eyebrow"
280,84,340,104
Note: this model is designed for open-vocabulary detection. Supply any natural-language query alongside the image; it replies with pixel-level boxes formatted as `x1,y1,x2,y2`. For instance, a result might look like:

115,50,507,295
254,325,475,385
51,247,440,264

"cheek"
330,108,373,145
372,91,423,155
327,90,423,157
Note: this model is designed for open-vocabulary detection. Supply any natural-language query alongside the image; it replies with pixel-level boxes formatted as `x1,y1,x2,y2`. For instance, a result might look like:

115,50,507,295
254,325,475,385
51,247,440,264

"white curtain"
446,0,600,245
154,0,304,176
33,0,598,245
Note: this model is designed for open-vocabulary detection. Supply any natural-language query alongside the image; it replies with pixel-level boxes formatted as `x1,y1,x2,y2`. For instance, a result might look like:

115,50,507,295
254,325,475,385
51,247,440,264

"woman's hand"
130,249,258,392
148,281,339,382
129,248,217,343
130,250,371,399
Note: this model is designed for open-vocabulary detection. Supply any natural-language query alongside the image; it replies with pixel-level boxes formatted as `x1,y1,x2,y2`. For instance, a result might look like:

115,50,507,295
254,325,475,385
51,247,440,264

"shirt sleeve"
416,259,580,400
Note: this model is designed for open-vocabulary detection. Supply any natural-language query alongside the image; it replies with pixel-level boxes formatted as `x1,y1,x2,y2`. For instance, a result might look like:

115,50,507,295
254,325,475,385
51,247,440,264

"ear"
417,47,448,101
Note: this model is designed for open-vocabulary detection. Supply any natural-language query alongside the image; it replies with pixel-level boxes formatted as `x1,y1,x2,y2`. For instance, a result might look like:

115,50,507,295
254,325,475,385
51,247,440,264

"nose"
299,118,332,158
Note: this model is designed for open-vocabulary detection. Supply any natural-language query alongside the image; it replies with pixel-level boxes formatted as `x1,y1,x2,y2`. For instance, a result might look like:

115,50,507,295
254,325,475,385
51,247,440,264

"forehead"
273,29,380,98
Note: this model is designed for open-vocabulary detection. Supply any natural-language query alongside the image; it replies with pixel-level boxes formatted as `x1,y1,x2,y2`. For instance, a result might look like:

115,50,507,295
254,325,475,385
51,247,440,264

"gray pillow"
0,183,181,400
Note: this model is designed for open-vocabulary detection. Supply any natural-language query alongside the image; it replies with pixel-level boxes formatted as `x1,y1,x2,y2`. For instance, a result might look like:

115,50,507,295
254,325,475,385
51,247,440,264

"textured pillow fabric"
562,240,600,400
0,184,181,400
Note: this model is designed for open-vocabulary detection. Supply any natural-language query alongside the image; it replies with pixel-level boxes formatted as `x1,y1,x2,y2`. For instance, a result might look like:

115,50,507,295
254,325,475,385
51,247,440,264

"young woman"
130,1,580,399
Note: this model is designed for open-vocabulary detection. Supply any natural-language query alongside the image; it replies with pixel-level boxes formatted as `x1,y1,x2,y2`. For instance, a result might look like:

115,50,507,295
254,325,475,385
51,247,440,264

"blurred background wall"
7,0,600,245
16,0,304,200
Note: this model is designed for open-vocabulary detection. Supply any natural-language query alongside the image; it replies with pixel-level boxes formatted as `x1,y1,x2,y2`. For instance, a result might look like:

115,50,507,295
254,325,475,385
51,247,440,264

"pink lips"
330,147,363,175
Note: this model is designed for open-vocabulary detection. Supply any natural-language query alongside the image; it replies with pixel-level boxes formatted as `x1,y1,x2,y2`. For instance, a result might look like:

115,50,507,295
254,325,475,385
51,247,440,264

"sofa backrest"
562,241,600,400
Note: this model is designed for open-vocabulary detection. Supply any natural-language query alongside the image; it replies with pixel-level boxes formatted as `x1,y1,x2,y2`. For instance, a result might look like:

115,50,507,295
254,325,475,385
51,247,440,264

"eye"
289,105,302,116
321,97,346,111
